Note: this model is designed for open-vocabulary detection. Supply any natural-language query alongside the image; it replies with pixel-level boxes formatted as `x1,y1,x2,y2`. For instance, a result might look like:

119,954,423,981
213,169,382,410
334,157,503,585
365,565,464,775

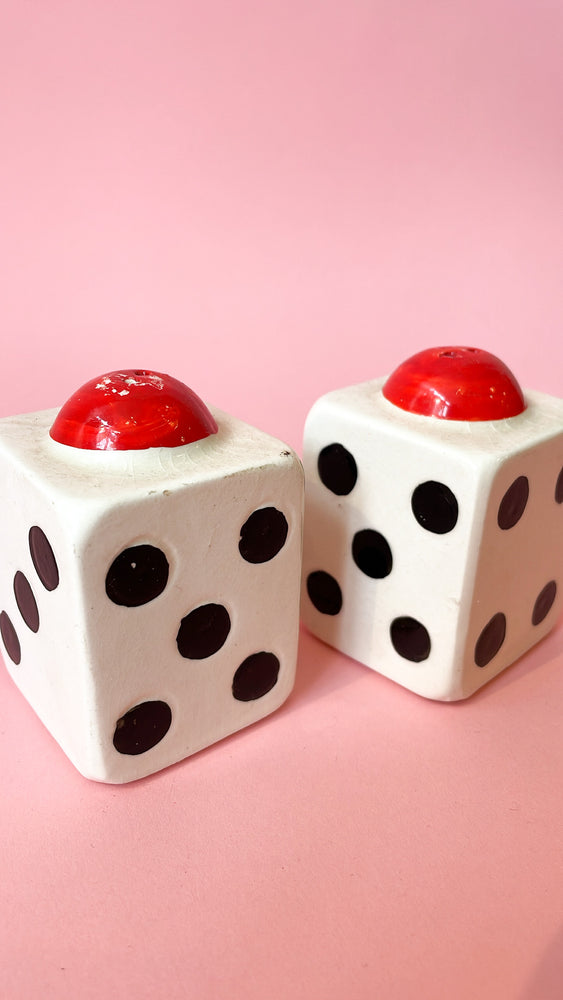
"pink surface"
1,2,562,997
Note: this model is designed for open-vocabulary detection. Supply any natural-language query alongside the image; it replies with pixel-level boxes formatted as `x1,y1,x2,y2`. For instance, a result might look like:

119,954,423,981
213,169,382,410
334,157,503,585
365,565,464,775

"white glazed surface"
302,379,563,700
0,406,304,781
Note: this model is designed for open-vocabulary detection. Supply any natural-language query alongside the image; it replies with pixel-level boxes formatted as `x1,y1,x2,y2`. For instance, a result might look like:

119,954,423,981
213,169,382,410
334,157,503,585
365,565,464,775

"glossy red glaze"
382,346,526,421
50,370,218,450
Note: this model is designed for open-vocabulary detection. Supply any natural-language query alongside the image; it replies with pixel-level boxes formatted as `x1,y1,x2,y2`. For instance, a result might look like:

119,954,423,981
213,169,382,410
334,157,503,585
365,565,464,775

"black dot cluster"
307,443,562,670
0,507,289,760
107,506,288,756
0,526,59,666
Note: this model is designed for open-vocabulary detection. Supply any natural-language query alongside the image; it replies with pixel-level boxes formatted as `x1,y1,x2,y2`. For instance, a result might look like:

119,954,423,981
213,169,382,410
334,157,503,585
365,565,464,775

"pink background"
1,2,562,997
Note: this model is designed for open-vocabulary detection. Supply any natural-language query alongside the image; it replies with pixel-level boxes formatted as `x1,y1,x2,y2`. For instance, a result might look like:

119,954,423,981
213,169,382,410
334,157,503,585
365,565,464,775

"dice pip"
0,370,303,781
302,347,563,700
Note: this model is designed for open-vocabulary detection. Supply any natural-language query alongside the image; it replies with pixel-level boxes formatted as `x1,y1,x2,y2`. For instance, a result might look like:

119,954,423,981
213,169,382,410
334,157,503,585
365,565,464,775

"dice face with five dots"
301,347,563,701
0,371,303,782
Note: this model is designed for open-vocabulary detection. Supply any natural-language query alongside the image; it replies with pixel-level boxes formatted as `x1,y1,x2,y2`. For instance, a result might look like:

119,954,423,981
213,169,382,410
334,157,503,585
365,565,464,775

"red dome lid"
50,370,218,450
382,346,526,421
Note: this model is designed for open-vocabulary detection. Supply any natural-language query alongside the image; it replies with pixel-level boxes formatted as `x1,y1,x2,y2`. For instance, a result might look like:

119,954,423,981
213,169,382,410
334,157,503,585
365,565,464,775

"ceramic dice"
0,370,303,782
302,346,563,700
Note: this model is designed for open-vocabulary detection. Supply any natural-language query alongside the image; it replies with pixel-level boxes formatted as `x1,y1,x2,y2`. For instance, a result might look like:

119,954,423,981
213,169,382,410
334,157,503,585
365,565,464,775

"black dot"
0,611,21,665
390,617,431,662
176,603,231,659
105,544,169,607
113,700,172,755
14,572,39,633
497,476,529,529
306,571,343,615
29,526,59,591
232,651,280,701
352,529,393,578
239,507,289,564
555,467,563,504
318,443,358,495
475,612,506,667
532,580,557,626
411,481,459,534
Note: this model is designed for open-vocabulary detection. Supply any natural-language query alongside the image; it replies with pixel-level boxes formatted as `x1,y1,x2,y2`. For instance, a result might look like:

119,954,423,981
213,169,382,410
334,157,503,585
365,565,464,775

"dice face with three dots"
0,371,303,782
301,347,563,701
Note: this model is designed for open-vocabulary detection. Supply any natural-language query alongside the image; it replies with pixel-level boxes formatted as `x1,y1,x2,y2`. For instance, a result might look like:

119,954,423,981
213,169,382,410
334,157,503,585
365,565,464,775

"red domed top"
382,346,526,421
50,370,218,450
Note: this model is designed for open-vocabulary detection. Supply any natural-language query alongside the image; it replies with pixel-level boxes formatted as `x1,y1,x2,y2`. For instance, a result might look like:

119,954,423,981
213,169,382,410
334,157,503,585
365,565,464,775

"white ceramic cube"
0,371,303,782
302,347,563,700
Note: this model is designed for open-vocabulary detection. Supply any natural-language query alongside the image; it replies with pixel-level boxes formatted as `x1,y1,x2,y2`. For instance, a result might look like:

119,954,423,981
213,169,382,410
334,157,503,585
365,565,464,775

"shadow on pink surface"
520,925,563,1000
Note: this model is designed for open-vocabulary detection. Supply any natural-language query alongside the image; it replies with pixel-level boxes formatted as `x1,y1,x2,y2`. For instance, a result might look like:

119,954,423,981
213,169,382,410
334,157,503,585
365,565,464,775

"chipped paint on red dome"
49,370,218,450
